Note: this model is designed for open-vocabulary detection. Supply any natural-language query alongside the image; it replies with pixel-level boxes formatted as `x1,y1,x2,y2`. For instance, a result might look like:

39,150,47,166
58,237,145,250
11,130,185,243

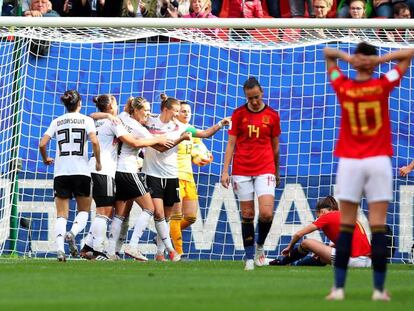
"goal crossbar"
1,17,414,29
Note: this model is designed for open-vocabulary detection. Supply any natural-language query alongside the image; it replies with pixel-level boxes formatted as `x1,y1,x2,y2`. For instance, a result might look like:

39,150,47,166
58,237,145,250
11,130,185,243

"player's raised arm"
324,47,352,70
193,116,231,138
377,48,414,75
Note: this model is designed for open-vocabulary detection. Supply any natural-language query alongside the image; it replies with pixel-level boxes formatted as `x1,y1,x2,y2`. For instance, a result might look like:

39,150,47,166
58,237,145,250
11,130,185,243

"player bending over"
269,196,371,268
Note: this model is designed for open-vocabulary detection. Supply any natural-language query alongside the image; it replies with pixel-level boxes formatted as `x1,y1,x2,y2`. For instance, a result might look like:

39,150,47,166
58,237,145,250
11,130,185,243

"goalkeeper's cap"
354,42,377,56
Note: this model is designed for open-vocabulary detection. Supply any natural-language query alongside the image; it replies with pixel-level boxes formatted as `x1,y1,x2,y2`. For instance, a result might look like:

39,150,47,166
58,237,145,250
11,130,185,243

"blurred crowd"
2,0,414,20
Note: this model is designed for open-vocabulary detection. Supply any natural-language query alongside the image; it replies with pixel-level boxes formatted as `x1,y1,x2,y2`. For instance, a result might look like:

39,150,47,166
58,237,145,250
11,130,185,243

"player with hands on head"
39,89,101,261
324,42,414,301
221,76,281,271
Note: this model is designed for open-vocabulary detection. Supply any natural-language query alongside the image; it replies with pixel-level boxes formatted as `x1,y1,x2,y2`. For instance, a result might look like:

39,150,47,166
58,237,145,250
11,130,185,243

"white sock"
92,215,109,252
70,211,89,236
107,215,124,255
116,217,129,253
156,234,165,254
55,217,67,252
83,220,95,248
155,218,174,252
129,210,153,245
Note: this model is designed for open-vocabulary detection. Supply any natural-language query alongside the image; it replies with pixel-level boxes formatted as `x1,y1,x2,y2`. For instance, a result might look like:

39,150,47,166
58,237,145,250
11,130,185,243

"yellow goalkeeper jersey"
177,136,201,182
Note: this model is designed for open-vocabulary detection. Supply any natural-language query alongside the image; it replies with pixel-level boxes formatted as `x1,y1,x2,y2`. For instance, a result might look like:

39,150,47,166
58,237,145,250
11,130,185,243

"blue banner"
1,41,413,261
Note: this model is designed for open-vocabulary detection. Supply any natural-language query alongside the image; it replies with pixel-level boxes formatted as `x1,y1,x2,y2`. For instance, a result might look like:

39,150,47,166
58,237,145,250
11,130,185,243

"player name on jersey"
56,118,85,126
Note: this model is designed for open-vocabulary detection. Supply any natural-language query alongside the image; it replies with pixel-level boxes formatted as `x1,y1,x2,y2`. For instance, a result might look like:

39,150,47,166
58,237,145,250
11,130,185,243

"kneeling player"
270,196,371,268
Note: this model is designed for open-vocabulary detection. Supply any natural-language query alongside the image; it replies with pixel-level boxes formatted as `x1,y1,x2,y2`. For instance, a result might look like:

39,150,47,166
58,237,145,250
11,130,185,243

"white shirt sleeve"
385,68,401,83
44,120,57,138
85,117,97,135
113,123,129,138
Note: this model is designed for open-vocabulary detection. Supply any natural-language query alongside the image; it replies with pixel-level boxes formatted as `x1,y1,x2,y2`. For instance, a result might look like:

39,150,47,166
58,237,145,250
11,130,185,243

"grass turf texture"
0,260,413,311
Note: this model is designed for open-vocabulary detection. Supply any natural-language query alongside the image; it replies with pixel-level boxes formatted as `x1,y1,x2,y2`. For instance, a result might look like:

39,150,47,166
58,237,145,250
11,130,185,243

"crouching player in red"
324,42,414,301
270,196,371,267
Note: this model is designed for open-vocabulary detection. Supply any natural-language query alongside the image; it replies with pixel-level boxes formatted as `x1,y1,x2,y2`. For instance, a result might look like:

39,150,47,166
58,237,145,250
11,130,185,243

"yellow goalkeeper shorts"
179,179,198,201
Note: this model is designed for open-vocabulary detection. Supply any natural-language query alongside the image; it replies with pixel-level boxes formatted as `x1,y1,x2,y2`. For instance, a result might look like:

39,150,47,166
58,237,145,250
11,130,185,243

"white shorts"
331,248,372,268
336,156,392,203
232,174,276,201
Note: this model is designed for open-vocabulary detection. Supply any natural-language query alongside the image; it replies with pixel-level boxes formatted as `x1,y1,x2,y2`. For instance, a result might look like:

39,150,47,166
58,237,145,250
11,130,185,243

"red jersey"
313,211,371,257
228,104,281,176
329,65,402,158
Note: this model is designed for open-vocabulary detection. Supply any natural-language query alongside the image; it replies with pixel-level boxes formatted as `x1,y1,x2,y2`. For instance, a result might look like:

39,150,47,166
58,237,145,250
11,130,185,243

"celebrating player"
94,96,177,261
324,42,414,301
169,101,230,256
39,90,101,261
221,77,281,271
80,94,171,260
269,196,371,267
141,94,192,261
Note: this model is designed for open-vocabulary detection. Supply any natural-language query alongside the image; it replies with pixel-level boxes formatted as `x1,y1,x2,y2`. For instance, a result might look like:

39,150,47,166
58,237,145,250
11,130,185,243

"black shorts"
91,173,116,208
115,171,148,201
145,175,180,207
54,175,91,199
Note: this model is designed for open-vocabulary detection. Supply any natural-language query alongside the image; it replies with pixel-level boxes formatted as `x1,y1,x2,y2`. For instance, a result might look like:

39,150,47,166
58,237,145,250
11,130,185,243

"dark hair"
180,101,192,109
315,195,339,212
354,42,377,56
393,2,410,17
61,90,81,112
160,94,180,111
126,96,149,114
93,94,115,112
243,77,263,92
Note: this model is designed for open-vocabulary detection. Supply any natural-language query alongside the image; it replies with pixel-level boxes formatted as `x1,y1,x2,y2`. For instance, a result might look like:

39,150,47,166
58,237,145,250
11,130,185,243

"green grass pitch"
0,259,413,311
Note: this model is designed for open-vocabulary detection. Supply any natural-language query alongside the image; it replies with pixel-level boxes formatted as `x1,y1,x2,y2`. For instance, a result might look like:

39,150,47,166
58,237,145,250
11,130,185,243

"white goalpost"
0,17,413,262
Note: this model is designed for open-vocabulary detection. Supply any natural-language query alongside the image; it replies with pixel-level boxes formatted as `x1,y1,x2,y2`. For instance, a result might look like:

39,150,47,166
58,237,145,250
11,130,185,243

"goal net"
0,18,413,262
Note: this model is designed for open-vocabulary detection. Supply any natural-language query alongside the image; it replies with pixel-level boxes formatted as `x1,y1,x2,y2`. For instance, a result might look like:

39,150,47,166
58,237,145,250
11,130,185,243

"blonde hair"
124,96,149,114
189,0,212,14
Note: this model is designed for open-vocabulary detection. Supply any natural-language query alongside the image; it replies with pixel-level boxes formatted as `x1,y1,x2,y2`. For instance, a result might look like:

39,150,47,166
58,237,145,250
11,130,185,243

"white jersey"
44,112,96,177
117,112,152,173
142,116,188,178
89,118,128,178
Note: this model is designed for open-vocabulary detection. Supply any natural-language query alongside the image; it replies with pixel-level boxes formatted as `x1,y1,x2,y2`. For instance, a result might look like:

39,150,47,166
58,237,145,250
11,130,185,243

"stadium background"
1,41,413,261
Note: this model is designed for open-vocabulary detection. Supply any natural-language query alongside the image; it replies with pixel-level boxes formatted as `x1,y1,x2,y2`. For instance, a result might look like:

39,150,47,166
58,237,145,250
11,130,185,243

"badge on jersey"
330,69,340,81
385,69,400,82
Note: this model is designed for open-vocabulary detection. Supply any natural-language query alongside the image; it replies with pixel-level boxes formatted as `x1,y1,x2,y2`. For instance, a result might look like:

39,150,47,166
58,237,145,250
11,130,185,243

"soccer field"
0,260,413,311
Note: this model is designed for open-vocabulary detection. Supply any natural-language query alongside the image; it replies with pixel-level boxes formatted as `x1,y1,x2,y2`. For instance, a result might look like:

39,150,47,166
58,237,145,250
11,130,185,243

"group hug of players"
39,91,230,262
40,42,414,301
